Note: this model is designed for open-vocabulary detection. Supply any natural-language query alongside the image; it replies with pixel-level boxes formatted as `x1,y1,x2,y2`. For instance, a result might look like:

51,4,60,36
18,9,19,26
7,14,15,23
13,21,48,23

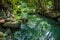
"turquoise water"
4,15,60,40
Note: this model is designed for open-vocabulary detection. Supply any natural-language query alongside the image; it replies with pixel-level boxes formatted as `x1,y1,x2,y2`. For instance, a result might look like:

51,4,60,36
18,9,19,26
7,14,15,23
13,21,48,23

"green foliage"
12,1,27,20
11,0,53,21
45,0,53,8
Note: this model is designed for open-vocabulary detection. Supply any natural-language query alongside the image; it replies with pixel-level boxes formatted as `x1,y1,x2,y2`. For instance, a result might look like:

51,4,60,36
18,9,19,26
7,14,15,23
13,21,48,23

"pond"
4,15,60,40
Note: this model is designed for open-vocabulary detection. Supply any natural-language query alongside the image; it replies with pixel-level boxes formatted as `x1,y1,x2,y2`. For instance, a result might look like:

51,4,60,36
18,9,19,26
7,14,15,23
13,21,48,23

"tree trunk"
53,0,60,12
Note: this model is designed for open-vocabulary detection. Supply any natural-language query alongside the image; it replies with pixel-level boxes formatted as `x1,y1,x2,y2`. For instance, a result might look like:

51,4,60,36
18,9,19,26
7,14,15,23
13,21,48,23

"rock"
3,21,21,28
57,17,60,22
0,32,4,40
0,32,4,37
20,18,28,23
0,19,5,23
5,18,15,22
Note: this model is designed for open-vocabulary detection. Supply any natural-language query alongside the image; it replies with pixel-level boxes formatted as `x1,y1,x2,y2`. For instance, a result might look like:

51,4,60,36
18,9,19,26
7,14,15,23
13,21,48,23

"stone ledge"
3,21,21,28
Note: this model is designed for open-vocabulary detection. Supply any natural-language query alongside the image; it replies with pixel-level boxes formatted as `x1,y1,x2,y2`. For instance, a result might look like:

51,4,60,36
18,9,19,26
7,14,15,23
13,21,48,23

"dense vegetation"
0,0,60,40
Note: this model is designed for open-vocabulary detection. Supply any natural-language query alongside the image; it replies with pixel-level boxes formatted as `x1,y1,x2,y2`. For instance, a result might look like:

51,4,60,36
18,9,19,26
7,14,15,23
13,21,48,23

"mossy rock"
0,32,4,37
0,32,4,40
